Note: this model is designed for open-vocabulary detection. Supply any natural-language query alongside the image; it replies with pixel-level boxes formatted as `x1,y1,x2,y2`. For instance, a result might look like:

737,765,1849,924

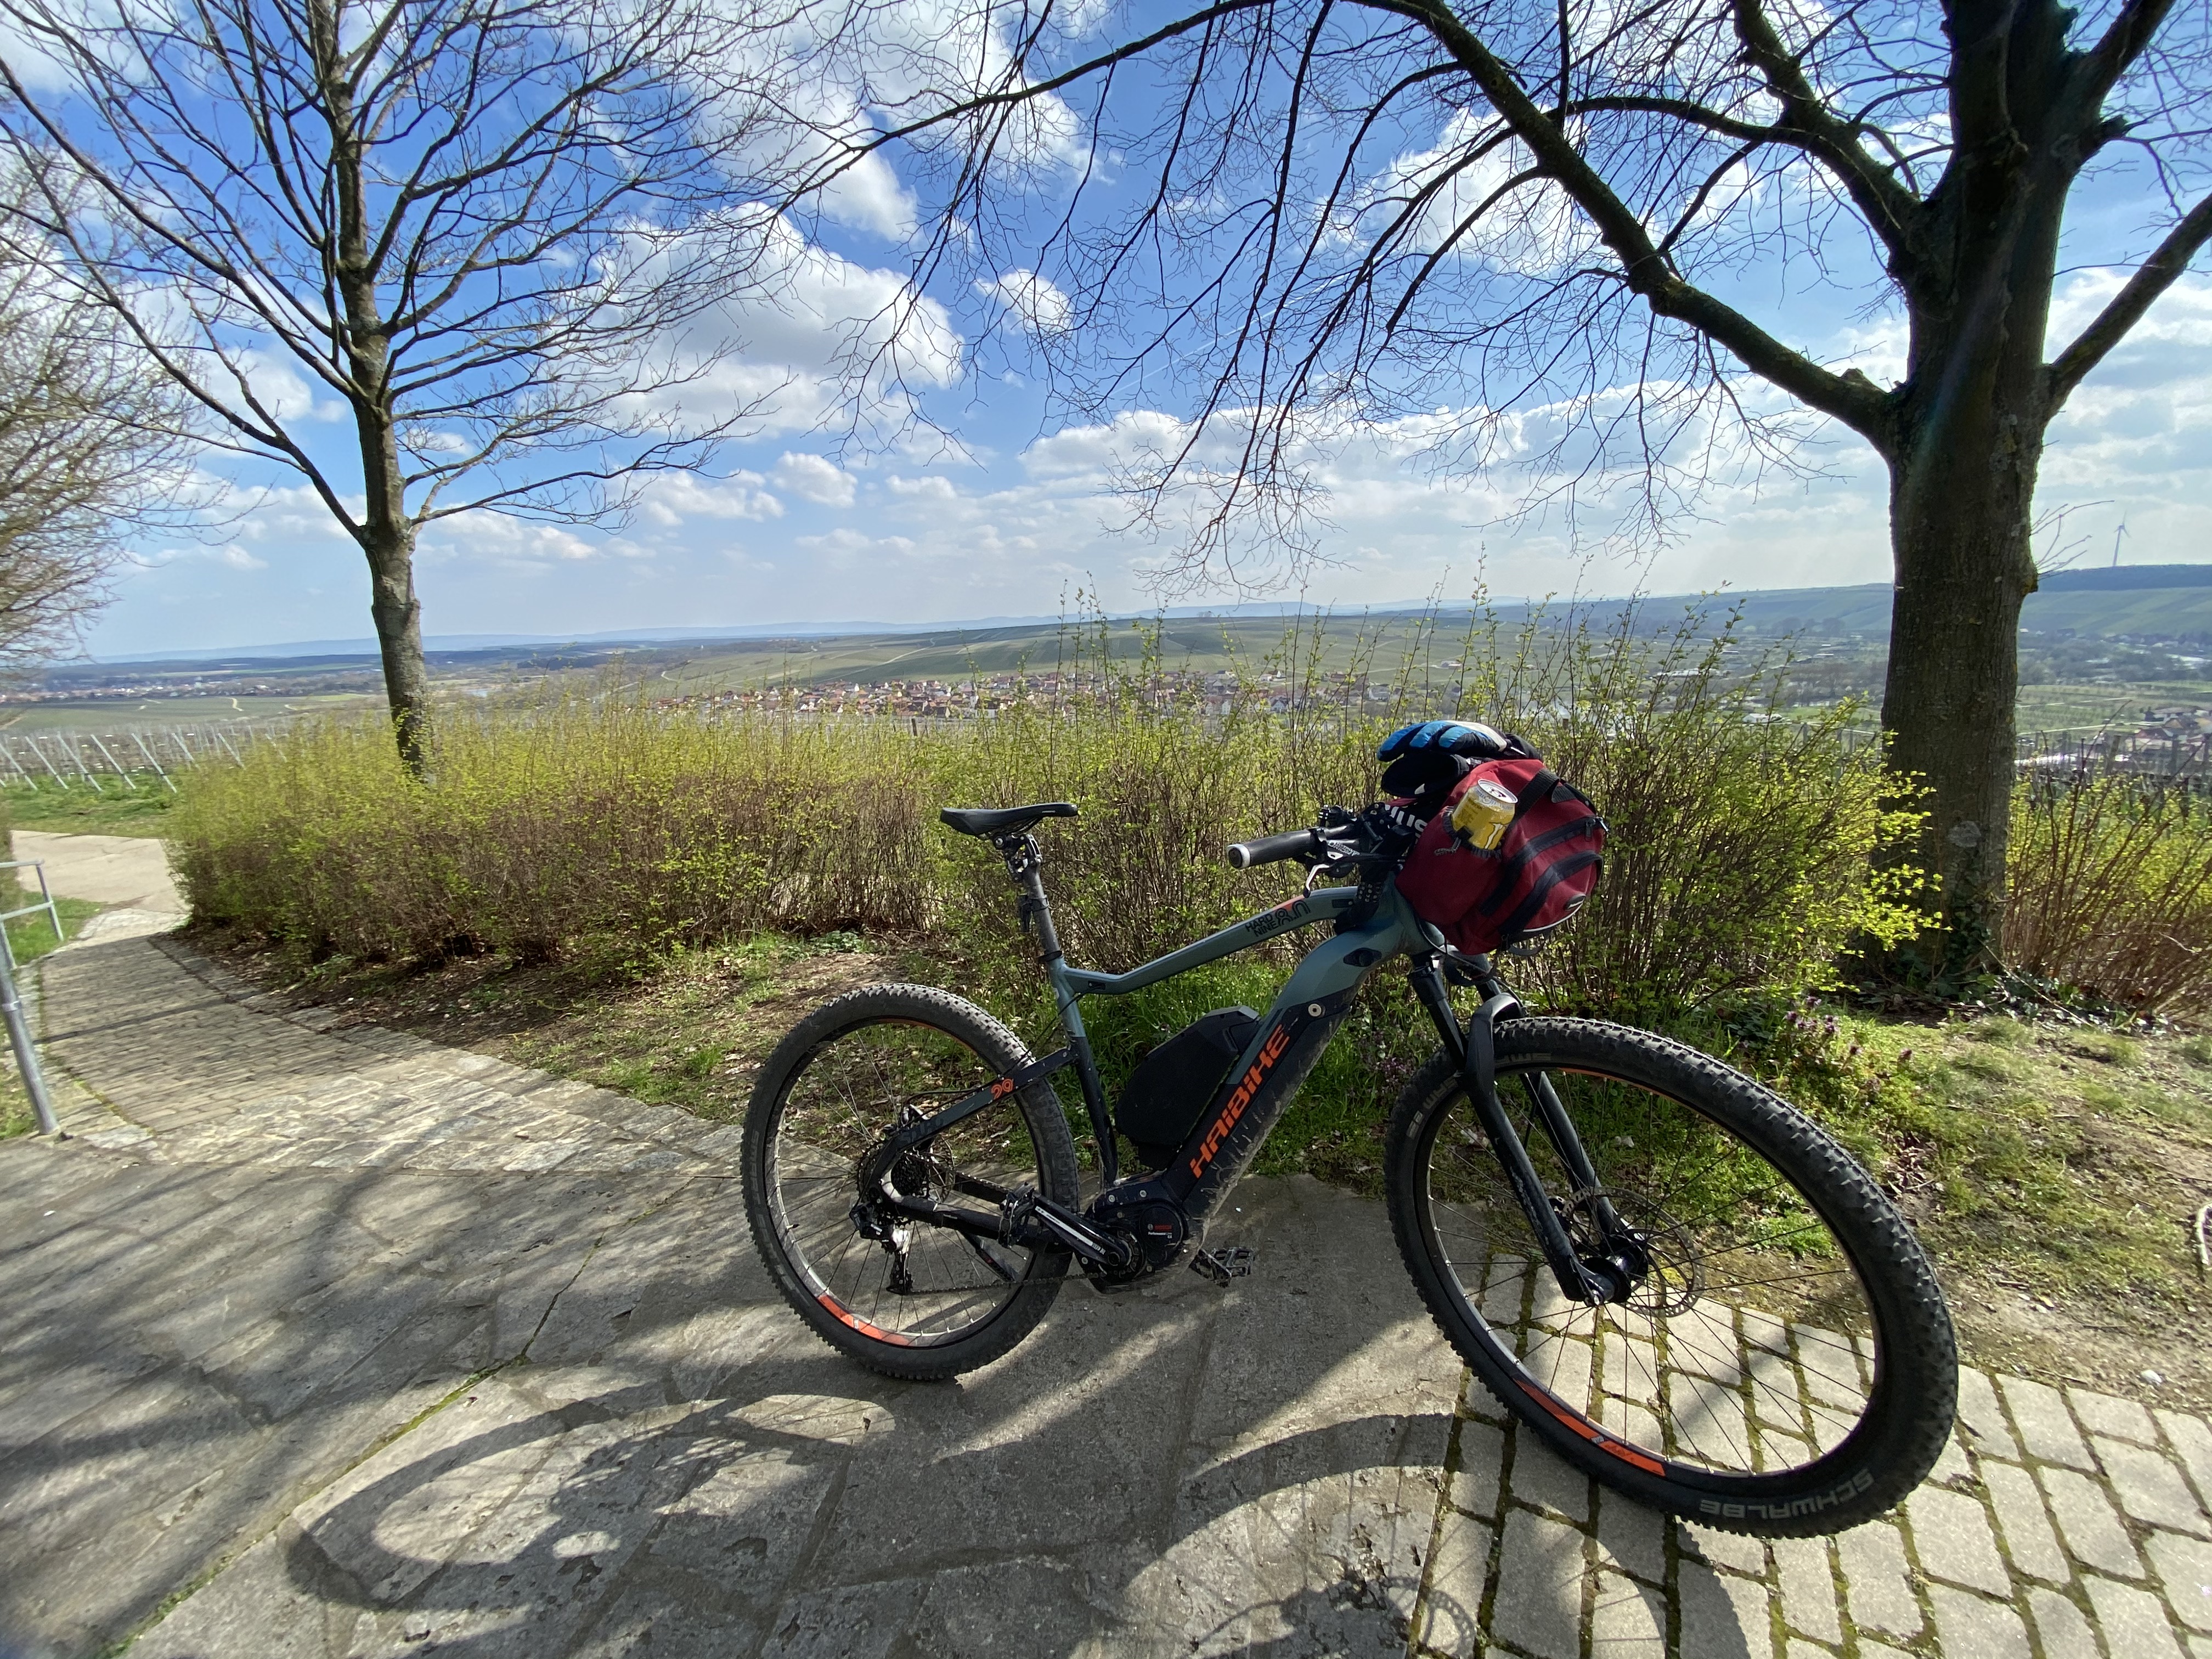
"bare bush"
2006,774,2212,1013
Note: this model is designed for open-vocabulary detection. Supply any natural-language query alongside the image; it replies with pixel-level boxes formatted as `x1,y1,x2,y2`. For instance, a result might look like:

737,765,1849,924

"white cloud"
233,348,347,424
647,212,963,439
1345,110,1593,276
771,452,857,505
425,514,629,565
795,527,916,557
977,268,1071,335
641,471,783,524
886,473,961,499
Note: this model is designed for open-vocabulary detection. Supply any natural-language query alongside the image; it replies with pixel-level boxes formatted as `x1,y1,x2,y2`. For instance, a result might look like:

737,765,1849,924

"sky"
46,2,2212,659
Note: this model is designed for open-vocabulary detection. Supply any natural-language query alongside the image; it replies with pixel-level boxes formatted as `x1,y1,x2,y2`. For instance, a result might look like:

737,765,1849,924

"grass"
5,895,101,967
1681,999,2212,1395
2,781,178,836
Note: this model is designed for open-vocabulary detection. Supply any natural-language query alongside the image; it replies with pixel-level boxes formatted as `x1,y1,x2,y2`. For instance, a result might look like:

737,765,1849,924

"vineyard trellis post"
128,730,175,792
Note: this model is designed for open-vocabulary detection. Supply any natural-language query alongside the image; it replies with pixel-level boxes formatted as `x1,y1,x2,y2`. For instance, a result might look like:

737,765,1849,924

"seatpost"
996,833,1063,963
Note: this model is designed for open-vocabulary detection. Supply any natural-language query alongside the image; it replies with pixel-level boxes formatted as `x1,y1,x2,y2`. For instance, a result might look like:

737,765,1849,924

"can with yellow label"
1451,777,1519,852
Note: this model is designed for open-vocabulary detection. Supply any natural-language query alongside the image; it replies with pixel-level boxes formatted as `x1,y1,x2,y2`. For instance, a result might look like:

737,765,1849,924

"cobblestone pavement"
5,912,2212,1657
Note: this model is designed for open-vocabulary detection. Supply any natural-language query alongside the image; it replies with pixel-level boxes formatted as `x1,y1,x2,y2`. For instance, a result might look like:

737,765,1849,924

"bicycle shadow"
124,1175,1471,1658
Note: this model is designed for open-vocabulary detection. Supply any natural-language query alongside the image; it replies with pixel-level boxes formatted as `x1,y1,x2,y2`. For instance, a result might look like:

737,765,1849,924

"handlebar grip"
1226,828,1321,870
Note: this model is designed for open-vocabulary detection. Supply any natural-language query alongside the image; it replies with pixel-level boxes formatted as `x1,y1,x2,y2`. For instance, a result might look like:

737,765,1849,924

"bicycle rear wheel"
742,984,1079,1380
1385,1017,1956,1534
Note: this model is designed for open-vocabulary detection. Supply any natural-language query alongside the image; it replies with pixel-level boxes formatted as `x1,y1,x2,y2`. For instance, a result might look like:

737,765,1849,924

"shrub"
1459,602,1925,1015
176,602,1923,1035
2004,772,2212,1013
172,692,936,964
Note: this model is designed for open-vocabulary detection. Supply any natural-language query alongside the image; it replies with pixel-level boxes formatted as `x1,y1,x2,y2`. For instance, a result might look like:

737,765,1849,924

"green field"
2016,678,2212,733
0,692,375,735
2,780,179,836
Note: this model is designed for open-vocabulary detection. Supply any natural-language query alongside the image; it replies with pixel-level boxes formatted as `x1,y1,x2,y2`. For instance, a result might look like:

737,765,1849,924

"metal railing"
0,859,64,1134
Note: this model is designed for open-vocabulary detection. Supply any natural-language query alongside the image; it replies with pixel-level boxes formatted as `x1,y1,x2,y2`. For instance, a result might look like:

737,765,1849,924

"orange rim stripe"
818,1293,916,1346
1517,1379,1666,1475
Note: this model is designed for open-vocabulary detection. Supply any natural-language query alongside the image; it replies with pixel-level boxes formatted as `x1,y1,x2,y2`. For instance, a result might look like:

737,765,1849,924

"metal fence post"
23,736,69,789
0,876,59,1136
86,733,133,788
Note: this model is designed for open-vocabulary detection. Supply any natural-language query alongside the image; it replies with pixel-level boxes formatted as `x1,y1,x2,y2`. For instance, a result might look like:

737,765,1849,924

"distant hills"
2039,565,2212,591
81,565,2212,676
93,600,1368,665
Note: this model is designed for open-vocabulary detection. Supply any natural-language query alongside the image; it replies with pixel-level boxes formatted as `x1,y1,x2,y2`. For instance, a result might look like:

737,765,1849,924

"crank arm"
1003,1187,1135,1271
859,1048,1073,1193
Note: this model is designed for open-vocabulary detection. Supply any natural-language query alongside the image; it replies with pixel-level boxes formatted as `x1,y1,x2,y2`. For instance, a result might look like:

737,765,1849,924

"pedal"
1190,1246,1256,1285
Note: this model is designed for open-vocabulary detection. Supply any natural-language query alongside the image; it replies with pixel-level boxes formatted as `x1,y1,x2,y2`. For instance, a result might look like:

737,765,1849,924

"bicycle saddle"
939,802,1079,837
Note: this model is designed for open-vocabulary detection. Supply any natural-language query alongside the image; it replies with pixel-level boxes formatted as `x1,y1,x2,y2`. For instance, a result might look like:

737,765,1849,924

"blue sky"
69,4,2212,659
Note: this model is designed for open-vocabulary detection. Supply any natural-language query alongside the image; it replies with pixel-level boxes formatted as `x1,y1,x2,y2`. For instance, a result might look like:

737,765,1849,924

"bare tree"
798,0,2212,970
0,176,196,665
0,0,788,773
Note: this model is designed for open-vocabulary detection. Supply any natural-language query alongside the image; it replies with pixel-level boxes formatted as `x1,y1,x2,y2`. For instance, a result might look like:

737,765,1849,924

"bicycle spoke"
770,1016,1047,1345
1424,1054,1885,1482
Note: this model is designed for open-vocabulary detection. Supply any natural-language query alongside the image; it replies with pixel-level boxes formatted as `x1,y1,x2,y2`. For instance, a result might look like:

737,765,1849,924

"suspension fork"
1406,956,1617,1305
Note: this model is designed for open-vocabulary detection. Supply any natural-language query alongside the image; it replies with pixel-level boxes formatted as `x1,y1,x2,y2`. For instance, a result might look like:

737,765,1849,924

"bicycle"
741,798,1959,1534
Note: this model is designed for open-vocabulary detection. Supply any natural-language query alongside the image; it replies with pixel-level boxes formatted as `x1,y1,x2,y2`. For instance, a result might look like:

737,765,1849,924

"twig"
2196,1203,2211,1273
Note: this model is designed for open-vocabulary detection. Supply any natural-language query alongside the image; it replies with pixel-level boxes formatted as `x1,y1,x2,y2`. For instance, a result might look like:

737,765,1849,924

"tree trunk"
315,0,432,777
1881,437,2038,979
363,515,431,777
1880,166,2068,979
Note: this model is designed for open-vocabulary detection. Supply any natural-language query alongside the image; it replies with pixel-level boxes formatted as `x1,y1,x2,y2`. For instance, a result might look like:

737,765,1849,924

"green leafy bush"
172,693,936,965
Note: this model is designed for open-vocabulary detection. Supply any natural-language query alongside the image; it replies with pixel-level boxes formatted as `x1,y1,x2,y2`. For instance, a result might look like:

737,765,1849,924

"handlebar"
1224,828,1322,870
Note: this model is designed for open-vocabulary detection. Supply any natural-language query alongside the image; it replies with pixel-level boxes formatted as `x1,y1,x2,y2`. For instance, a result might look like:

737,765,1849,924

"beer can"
1451,777,1518,852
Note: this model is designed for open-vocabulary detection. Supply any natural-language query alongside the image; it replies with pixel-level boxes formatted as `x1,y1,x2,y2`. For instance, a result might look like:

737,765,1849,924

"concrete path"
9,831,181,913
7,911,2212,1657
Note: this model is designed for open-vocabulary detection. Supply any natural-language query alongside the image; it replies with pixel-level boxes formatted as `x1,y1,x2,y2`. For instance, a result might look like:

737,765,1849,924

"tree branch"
2046,191,2212,407
1359,0,1897,444
1728,0,1926,276
2077,0,2180,106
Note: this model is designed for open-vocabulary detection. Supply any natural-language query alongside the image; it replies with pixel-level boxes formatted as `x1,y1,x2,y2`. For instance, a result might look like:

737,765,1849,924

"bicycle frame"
1051,881,1404,1211
865,834,1627,1299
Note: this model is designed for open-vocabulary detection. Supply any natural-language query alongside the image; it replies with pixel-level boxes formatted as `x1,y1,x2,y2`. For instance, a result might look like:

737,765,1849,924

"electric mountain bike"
740,799,1959,1534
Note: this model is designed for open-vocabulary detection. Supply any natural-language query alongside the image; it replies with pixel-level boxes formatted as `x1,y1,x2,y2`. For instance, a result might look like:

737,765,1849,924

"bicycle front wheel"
1385,1017,1956,1534
742,984,1080,1380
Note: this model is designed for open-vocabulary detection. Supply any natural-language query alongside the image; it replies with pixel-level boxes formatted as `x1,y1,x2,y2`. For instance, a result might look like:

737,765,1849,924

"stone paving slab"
5,917,2212,1656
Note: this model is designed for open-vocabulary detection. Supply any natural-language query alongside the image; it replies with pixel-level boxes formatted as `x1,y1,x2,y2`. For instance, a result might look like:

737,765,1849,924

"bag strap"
1512,765,1600,816
1476,816,1605,915
1497,850,1602,941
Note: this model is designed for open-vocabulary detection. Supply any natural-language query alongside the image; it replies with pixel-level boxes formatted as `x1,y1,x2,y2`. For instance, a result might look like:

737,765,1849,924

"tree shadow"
3,1099,1462,1659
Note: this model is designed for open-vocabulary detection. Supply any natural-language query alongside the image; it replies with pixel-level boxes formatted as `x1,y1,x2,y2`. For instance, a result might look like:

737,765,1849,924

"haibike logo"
1244,898,1310,939
1188,1024,1294,1178
1697,1467,1875,1520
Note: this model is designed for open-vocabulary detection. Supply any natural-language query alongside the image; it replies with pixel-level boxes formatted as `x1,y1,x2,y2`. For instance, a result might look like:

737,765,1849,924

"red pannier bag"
1392,755,1606,956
